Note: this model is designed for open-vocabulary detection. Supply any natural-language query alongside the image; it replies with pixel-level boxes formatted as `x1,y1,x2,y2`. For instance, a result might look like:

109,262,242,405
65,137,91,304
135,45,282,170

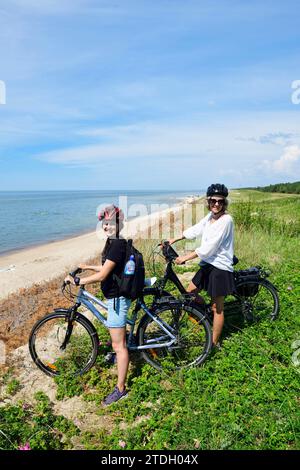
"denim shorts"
107,297,131,328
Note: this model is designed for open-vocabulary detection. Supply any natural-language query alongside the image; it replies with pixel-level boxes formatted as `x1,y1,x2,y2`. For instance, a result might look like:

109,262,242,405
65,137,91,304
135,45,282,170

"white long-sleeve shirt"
183,212,234,272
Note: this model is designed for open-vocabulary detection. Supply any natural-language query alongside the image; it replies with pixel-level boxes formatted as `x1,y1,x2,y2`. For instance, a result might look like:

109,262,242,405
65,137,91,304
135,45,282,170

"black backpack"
113,239,145,300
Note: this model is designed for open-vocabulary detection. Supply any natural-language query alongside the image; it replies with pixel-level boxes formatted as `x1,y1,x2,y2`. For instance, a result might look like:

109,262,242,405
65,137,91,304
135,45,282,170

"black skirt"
192,264,235,298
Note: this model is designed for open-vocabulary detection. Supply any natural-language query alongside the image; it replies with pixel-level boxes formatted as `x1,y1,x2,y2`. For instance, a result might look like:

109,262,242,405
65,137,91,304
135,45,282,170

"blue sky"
0,0,300,190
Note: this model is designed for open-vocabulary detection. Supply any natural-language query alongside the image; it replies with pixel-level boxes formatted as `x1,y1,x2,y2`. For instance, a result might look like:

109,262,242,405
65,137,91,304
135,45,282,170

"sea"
0,190,202,255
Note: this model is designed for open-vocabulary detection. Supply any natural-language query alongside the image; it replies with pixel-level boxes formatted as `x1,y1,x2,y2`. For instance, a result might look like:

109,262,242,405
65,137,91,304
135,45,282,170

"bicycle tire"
233,279,279,322
137,303,212,371
29,310,99,377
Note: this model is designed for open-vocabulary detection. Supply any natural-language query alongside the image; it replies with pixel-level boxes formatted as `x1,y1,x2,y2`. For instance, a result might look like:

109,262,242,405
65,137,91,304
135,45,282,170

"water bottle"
124,255,135,275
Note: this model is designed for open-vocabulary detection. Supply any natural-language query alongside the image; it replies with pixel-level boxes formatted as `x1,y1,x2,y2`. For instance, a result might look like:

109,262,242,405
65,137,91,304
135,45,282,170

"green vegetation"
0,189,299,450
0,392,79,450
6,379,21,396
231,197,300,238
241,181,300,194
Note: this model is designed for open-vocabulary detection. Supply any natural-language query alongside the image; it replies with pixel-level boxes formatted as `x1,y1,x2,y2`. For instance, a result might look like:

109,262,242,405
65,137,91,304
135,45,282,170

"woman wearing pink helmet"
65,204,130,406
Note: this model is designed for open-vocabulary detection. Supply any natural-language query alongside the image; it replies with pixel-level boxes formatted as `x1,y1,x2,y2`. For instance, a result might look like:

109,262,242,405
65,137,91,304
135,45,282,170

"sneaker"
103,386,128,406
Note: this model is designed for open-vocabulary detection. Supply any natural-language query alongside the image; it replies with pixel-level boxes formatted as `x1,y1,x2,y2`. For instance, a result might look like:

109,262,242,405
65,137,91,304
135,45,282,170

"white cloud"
238,132,299,147
262,145,300,175
29,112,300,189
273,145,300,172
29,115,281,170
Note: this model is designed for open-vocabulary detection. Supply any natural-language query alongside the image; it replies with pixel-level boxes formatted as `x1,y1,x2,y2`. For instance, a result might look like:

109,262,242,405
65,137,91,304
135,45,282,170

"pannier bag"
234,267,261,297
113,239,145,300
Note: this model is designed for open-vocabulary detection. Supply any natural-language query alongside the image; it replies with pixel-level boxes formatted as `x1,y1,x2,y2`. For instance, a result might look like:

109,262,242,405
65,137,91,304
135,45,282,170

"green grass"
6,379,21,396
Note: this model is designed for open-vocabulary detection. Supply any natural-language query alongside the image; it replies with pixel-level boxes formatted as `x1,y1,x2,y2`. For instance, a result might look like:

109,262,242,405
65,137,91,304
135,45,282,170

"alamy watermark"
291,80,300,104
95,195,205,249
0,80,6,105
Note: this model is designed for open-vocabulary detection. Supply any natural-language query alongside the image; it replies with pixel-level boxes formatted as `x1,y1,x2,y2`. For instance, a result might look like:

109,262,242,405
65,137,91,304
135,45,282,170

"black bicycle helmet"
206,183,228,198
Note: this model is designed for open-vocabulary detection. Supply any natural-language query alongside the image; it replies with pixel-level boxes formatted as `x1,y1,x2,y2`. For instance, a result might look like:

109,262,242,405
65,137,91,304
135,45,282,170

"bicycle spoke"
139,305,212,370
236,281,279,323
30,313,98,376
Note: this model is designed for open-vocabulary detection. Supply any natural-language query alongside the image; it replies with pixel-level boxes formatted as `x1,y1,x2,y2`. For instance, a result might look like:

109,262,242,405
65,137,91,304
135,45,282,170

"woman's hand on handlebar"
176,251,198,264
64,275,75,285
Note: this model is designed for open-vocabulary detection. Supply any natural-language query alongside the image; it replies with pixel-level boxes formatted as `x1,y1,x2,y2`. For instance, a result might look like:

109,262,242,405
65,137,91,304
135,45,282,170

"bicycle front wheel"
235,279,279,323
29,311,99,377
137,304,212,371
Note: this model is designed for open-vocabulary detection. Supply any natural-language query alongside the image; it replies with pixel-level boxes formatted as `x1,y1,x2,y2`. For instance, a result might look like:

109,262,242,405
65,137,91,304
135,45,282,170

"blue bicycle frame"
76,287,178,351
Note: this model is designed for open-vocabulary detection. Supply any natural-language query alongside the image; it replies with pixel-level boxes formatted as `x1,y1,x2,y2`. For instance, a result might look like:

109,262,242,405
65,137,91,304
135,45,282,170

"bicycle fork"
59,304,80,351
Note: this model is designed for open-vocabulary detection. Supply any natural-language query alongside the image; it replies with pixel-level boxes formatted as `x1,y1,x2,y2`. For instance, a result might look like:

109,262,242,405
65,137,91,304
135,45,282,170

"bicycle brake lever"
69,267,83,278
62,280,71,289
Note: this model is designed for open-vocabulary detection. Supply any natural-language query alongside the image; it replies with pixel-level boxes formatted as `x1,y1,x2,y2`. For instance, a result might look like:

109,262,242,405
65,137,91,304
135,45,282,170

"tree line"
255,182,300,194
238,182,300,194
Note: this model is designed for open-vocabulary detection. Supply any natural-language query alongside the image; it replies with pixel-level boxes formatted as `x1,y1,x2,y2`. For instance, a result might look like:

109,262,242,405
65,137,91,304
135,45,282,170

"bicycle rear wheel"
234,279,279,323
137,304,212,371
29,310,99,377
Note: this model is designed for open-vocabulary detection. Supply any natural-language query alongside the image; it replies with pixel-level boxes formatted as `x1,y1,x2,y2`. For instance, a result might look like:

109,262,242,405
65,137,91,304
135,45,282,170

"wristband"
74,276,81,286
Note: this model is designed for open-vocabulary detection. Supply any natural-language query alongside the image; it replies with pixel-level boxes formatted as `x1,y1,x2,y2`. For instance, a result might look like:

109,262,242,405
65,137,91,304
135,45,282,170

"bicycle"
146,242,280,330
29,268,212,377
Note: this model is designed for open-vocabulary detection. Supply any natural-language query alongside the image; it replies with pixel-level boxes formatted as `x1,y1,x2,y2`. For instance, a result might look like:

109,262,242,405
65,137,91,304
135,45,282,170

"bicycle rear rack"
155,294,200,307
155,296,182,306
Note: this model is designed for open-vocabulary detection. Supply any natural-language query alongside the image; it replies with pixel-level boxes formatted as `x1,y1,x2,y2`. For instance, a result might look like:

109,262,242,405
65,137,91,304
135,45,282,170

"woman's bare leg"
211,296,225,345
186,281,205,304
109,327,129,392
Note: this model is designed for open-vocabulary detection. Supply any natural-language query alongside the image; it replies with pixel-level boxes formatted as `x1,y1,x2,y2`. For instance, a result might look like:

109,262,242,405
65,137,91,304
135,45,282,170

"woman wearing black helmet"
64,205,130,406
167,184,234,349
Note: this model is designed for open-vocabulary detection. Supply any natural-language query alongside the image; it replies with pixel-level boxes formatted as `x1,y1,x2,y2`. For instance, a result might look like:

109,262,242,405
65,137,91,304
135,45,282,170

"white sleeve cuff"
195,247,203,258
183,227,195,240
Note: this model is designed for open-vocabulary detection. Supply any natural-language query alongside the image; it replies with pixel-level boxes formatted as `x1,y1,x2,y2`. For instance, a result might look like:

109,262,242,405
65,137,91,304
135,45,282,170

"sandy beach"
0,200,198,301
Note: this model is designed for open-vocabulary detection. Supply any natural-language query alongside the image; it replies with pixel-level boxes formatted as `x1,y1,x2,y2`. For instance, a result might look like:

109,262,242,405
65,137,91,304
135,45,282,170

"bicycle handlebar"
69,267,83,278
62,267,83,289
160,241,185,263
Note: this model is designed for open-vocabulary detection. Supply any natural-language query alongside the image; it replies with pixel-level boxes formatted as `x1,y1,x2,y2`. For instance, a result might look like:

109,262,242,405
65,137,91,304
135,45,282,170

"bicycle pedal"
104,352,117,364
126,330,137,345
127,337,138,349
205,306,213,316
245,313,255,322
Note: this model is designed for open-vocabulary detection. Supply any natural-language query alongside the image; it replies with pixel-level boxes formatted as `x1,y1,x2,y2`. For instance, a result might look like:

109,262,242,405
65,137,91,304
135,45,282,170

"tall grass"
231,200,300,238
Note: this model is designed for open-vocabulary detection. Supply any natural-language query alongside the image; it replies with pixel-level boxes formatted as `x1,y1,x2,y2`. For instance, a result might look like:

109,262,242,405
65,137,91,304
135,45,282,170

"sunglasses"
208,198,225,206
